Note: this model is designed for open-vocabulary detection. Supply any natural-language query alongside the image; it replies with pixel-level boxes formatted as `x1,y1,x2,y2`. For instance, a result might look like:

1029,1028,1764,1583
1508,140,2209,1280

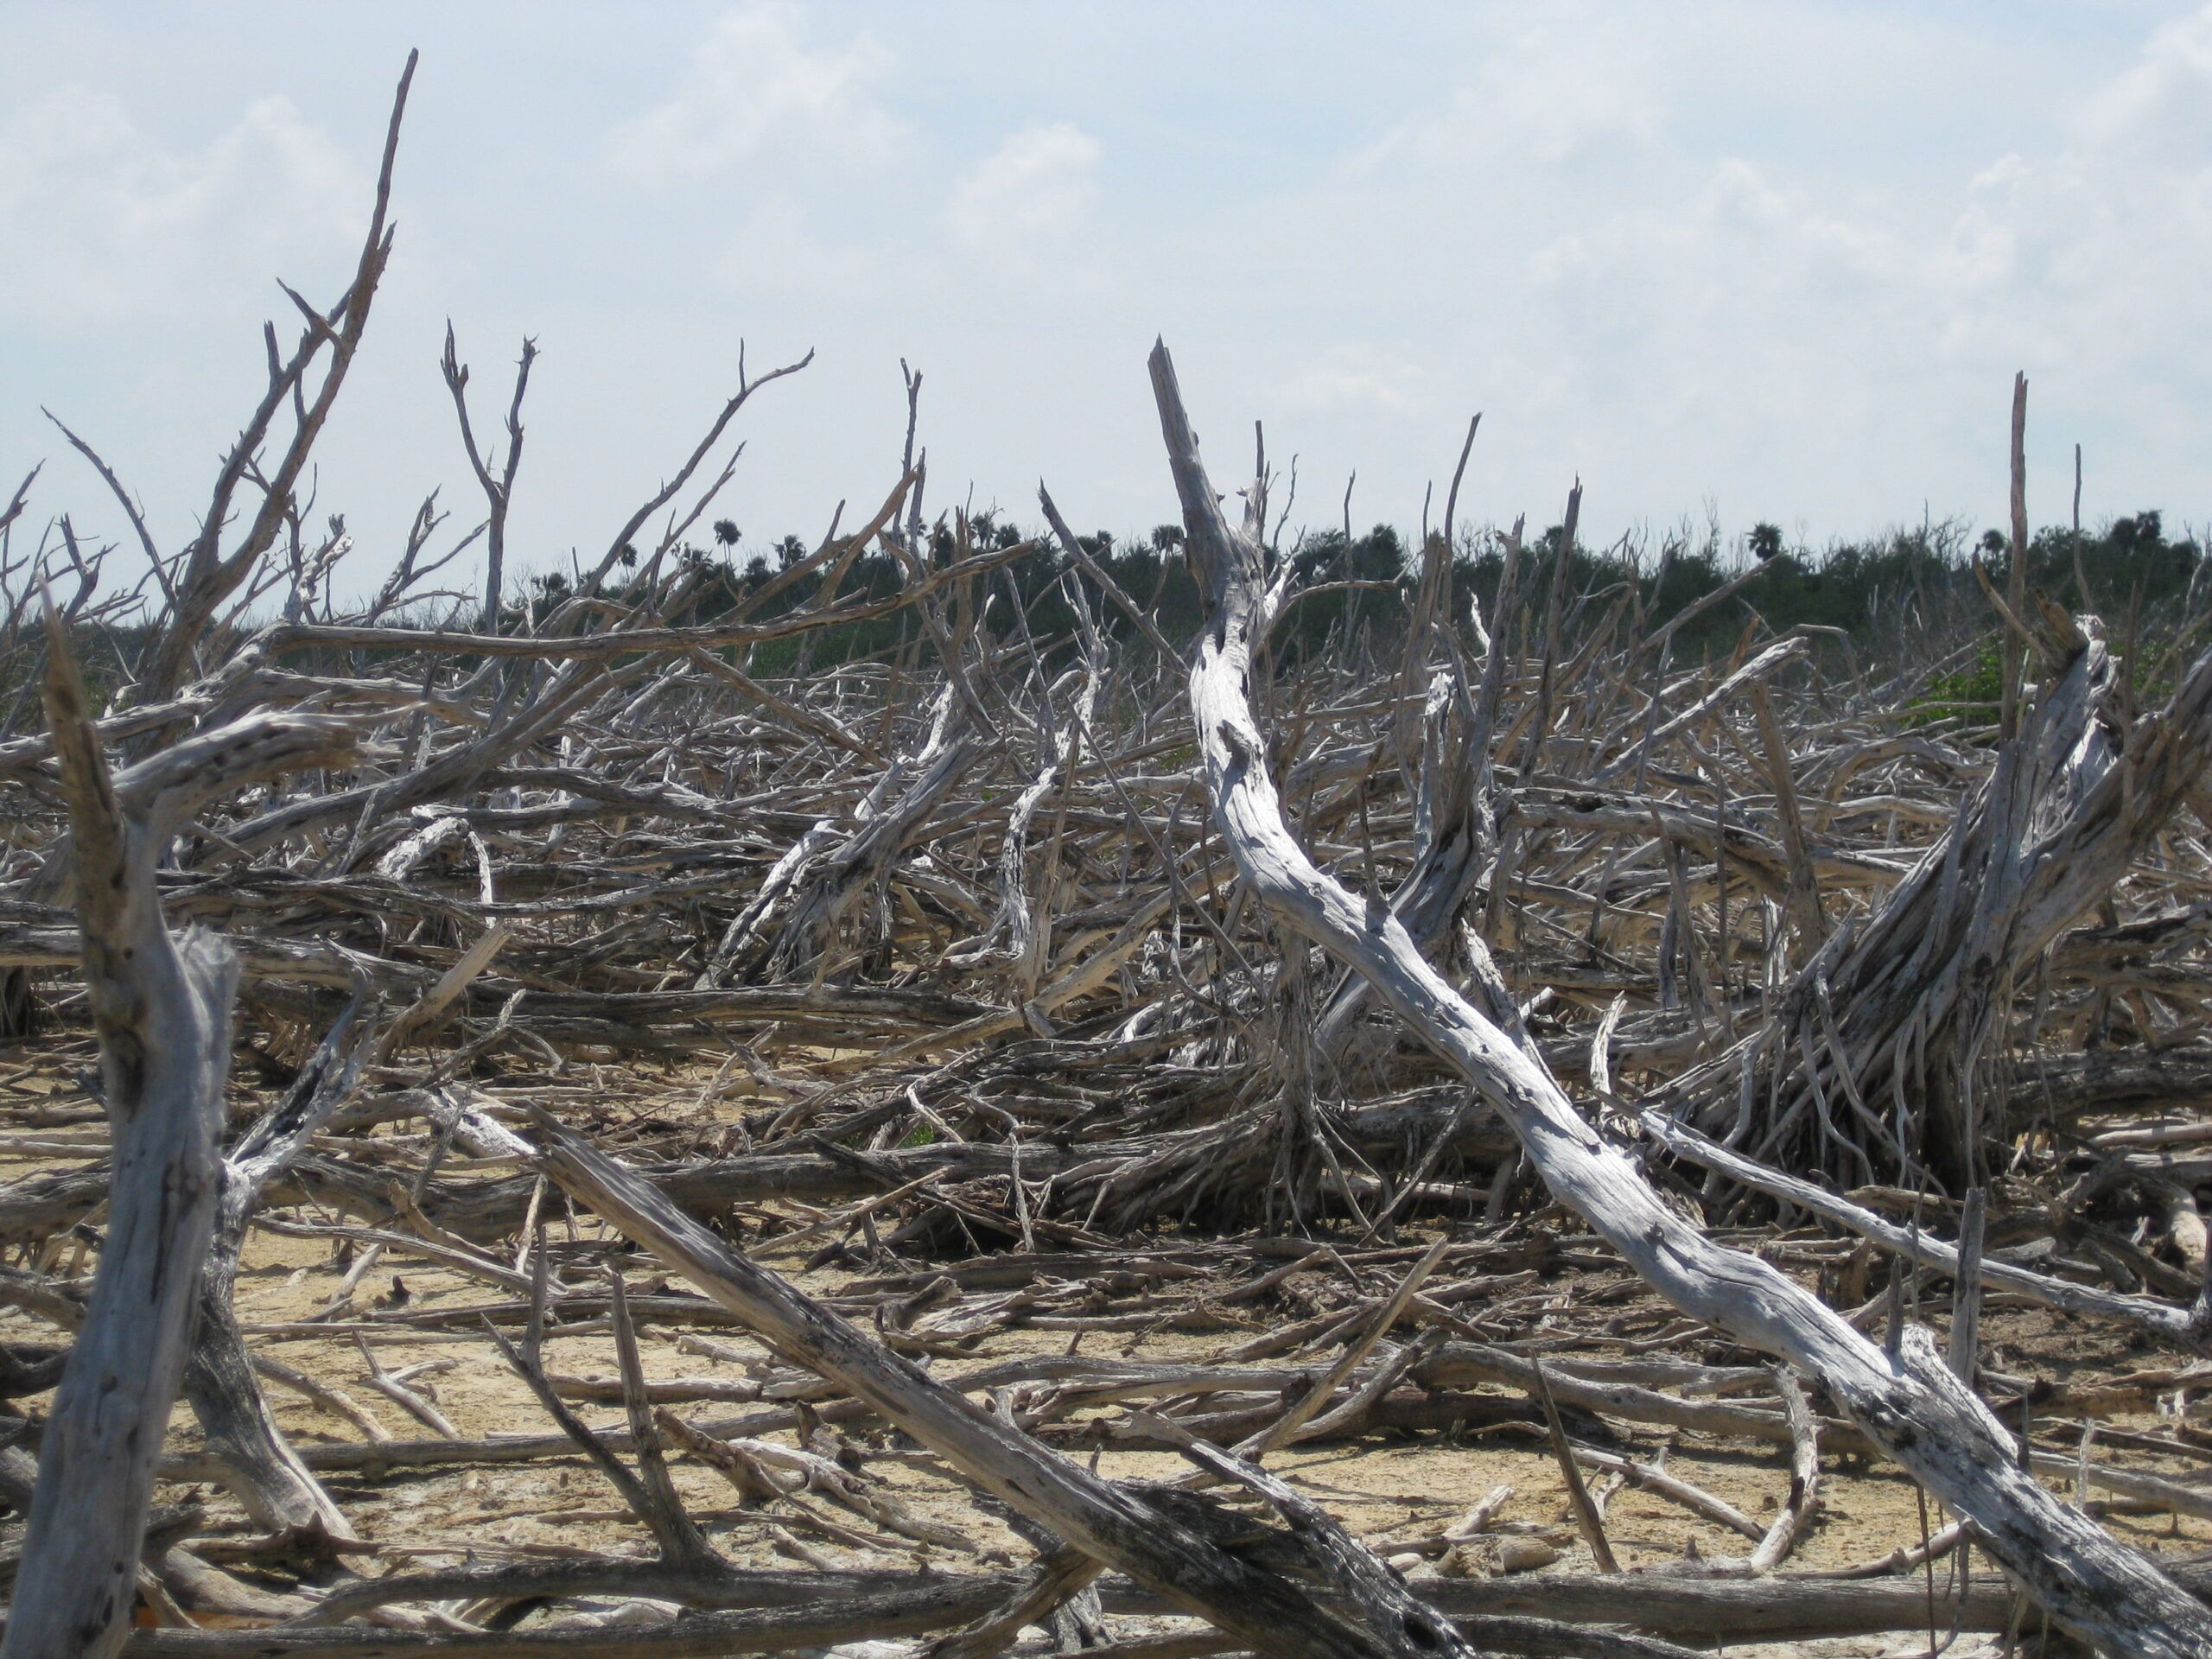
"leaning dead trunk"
2,612,358,1659
1669,601,2212,1186
760,684,979,982
1147,336,2212,1659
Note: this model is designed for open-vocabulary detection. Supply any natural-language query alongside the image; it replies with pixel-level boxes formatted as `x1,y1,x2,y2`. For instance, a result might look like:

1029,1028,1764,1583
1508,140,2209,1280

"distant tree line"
511,505,2202,692
20,507,2196,723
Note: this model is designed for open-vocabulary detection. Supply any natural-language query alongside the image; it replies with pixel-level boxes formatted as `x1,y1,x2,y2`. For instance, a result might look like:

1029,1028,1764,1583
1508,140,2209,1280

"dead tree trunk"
470,1106,1487,1659
945,540,1104,997
1671,597,2212,1188
759,685,980,983
181,1006,367,1537
1147,336,2212,1659
3,616,358,1659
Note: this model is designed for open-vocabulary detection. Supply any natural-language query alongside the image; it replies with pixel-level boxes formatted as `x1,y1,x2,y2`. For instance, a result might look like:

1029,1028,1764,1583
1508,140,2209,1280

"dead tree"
10,48,2212,1649
742,684,981,984
1146,335,2212,1659
132,54,414,721
486,1105,1485,1659
3,614,359,1659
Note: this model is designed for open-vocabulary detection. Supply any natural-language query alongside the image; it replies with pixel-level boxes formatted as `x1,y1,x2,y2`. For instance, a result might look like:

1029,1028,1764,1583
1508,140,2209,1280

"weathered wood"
1147,334,2212,1659
495,1106,1507,1659
1635,1104,2204,1341
68,1565,2198,1653
3,617,359,1659
9,80,2212,1655
182,1005,366,1535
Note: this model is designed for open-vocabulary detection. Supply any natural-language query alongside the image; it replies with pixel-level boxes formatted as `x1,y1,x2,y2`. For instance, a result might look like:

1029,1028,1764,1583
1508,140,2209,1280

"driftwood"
1147,335,2212,1656
3,619,358,1658
492,1108,1491,1659
181,1008,367,1535
6,58,2212,1657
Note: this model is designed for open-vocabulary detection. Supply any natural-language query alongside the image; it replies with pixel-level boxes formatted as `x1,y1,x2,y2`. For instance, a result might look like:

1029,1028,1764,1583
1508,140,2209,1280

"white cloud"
7,1,2210,609
1916,11,2212,379
2075,3,2212,156
944,124,1100,250
1280,344,1426,415
1224,11,2196,546
0,86,356,327
606,2,897,182
715,198,876,299
1353,19,1662,173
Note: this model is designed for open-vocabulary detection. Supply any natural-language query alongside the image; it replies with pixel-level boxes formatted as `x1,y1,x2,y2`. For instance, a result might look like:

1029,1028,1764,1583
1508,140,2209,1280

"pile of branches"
6,57,2212,1659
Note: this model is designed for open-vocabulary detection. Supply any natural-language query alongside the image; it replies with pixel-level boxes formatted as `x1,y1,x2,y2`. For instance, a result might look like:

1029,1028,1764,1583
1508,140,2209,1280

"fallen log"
487,1105,1485,1659
1147,334,2212,1659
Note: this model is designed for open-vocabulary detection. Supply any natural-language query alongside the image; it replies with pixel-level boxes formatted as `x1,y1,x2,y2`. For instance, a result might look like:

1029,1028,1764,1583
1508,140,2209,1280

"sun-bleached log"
481,1106,1482,1659
1147,335,2212,1659
181,1006,367,1537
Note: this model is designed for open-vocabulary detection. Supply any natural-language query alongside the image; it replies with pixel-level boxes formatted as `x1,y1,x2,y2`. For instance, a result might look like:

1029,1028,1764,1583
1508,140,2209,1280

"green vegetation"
1910,634,2008,726
652,505,2201,690
50,504,2180,708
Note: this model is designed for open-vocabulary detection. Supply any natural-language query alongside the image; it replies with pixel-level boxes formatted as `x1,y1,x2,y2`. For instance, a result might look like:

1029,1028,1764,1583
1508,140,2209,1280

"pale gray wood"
3,618,361,1659
1147,334,2212,1659
478,1105,1497,1659
182,1008,366,1536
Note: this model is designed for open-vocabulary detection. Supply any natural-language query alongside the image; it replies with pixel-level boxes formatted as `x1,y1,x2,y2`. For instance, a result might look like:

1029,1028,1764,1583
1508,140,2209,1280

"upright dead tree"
441,321,537,632
1643,385,2212,1186
1669,595,2212,1186
1146,336,2212,1658
949,497,1106,1001
132,53,413,721
3,613,359,1659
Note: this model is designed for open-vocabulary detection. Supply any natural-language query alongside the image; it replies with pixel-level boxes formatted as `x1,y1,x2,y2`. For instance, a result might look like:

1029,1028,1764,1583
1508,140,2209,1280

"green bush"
1909,634,2007,726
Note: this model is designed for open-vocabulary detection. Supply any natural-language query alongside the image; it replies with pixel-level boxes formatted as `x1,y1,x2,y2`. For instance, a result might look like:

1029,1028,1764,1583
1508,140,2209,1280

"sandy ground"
3,1036,2209,1647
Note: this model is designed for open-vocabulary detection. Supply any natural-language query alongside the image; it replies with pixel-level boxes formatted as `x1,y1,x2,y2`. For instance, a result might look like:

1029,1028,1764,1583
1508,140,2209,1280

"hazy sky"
4,2,2209,601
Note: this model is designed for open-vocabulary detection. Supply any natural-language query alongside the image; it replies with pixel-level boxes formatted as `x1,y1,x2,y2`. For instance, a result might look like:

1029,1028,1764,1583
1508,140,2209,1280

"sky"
3,1,2209,604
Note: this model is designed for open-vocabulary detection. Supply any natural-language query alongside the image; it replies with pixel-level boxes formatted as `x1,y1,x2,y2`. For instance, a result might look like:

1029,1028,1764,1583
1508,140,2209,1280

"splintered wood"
7,58,2212,1659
